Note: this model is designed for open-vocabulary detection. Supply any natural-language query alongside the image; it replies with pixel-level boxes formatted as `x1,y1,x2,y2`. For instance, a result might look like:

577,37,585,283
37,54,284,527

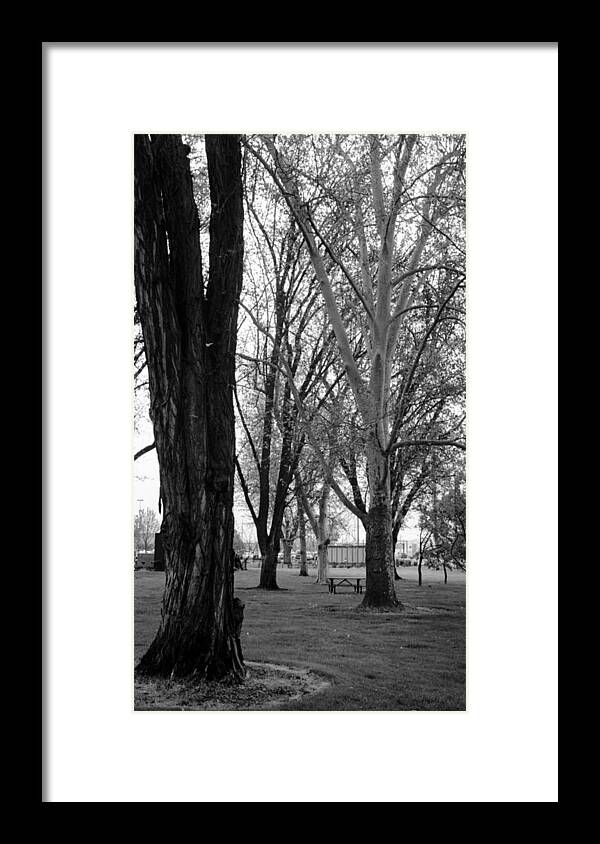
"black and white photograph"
133,133,467,711
44,42,557,803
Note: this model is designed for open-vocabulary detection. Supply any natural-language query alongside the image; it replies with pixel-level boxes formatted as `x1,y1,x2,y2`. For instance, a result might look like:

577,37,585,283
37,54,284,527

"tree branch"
390,439,465,452
134,442,156,461
239,300,367,522
386,277,465,452
244,136,371,420
235,457,258,525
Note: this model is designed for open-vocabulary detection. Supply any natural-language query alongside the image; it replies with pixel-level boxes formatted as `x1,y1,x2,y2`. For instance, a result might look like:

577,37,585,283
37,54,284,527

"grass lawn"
135,564,465,711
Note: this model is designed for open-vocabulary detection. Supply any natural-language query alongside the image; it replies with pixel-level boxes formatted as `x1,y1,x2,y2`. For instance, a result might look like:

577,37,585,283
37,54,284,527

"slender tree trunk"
295,472,329,582
361,443,399,608
296,483,308,576
432,481,446,583
315,484,330,584
135,134,245,681
392,517,401,580
418,553,423,586
316,542,328,584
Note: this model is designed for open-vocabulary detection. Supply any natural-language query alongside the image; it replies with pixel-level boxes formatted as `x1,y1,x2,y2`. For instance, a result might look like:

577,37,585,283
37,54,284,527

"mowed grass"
135,565,465,711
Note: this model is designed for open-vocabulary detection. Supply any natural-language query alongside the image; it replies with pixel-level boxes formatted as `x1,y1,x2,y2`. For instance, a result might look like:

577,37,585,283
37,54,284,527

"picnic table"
327,575,365,595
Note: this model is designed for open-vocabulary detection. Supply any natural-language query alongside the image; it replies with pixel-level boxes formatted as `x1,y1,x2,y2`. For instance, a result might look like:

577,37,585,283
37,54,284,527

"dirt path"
135,661,330,711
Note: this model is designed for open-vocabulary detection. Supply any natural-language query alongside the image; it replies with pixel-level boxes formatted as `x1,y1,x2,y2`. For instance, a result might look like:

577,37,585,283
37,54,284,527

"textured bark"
154,532,165,572
259,545,280,590
134,134,245,681
202,134,246,669
316,544,328,584
360,444,399,608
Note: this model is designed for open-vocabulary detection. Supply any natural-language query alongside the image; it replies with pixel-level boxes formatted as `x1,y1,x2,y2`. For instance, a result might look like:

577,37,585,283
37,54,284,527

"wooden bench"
327,576,365,595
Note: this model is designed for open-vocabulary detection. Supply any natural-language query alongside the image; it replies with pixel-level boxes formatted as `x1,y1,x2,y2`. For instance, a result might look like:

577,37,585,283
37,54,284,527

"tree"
296,470,332,584
281,510,297,567
419,463,466,582
247,134,465,608
234,169,337,589
295,475,309,576
416,524,434,587
134,134,245,681
134,507,160,553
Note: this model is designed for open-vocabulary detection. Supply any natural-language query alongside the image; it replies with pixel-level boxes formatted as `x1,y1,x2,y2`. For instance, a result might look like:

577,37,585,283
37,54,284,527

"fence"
327,544,366,566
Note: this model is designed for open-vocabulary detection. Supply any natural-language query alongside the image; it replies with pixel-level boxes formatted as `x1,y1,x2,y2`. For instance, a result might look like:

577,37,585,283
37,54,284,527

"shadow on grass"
135,567,466,711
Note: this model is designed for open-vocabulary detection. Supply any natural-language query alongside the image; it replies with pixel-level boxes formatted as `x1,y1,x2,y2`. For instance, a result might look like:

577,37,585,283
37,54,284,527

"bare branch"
233,380,261,475
134,442,156,461
239,300,367,522
235,457,258,525
386,277,465,452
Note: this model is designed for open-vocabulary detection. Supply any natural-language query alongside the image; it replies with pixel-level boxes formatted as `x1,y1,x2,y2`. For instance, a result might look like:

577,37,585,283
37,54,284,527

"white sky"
134,429,379,545
134,397,422,545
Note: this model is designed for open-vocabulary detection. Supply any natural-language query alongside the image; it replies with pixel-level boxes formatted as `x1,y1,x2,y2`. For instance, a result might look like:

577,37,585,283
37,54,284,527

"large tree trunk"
259,542,280,590
202,134,246,667
135,134,245,681
361,444,399,608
